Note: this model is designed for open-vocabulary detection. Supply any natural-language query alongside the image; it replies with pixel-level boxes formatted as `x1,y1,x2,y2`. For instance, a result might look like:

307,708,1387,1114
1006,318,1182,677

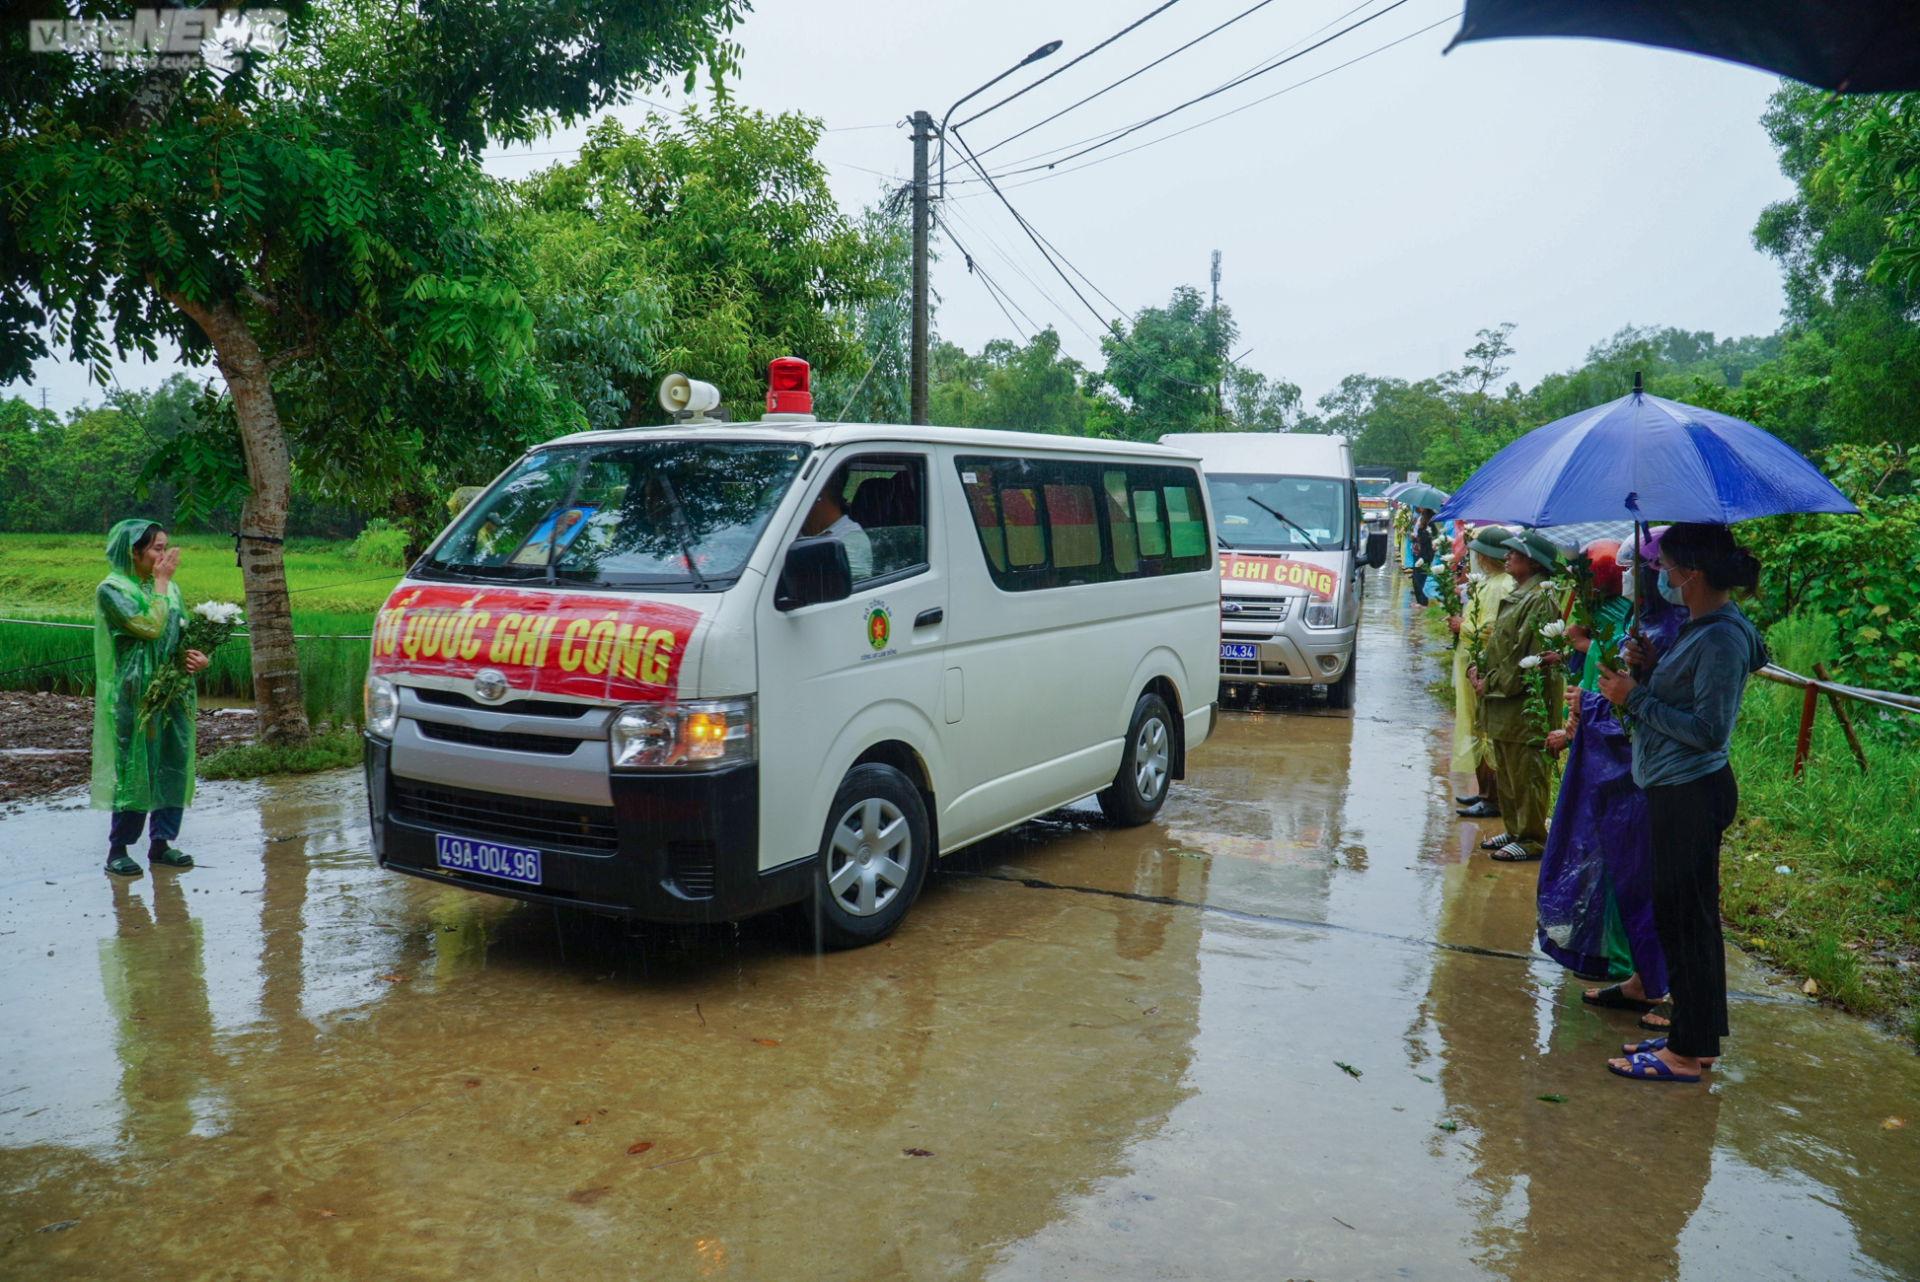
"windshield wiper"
1216,533,1236,549
655,473,709,590
1246,496,1322,551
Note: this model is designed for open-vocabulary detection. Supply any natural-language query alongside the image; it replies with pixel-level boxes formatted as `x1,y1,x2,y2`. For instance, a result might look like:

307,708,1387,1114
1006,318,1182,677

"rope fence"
1752,662,1918,777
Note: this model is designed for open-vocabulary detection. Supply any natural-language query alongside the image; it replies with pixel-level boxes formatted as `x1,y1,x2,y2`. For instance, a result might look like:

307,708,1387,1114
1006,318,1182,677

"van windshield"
423,440,810,589
1206,473,1350,551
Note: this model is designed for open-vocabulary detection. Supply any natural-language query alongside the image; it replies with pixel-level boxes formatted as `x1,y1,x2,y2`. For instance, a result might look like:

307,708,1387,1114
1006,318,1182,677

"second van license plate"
436,834,543,885
1220,643,1258,660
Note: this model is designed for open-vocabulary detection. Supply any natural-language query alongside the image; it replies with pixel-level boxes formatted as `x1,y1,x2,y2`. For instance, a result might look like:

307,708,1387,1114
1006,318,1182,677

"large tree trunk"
163,292,312,746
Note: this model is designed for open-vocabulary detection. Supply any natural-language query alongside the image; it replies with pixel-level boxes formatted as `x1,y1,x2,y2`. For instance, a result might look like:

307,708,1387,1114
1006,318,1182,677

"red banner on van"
369,584,701,702
1218,553,1338,600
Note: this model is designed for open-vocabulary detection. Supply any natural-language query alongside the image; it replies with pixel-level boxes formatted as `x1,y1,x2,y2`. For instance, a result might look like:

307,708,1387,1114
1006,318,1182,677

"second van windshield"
425,440,810,589
1206,474,1350,551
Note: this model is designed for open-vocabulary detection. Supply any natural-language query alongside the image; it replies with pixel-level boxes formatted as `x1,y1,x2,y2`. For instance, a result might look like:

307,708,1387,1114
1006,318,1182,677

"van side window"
957,455,1210,591
812,454,927,586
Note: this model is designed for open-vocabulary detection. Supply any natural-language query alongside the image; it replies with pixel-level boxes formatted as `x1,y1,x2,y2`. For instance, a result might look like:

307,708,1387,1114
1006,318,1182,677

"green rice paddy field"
0,533,399,725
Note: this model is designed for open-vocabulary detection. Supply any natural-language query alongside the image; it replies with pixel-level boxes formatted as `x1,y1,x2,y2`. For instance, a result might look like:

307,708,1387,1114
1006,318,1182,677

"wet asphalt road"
3,576,1918,1281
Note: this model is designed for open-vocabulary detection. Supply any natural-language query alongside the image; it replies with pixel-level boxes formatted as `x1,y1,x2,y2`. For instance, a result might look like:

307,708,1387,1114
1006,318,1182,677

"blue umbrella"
1436,388,1858,526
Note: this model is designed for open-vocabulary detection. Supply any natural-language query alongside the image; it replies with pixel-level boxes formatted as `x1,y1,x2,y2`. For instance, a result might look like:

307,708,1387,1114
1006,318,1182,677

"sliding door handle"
914,607,944,628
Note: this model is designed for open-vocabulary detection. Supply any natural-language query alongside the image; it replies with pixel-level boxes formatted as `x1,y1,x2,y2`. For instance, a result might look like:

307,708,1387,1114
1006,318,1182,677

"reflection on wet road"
4,576,1917,1280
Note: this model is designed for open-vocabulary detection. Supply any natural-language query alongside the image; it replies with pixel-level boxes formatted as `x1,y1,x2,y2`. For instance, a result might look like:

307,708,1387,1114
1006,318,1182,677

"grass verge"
197,728,365,780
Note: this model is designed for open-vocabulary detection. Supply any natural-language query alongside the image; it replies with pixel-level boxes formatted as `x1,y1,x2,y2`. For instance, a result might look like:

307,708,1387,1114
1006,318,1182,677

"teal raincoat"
91,519,196,812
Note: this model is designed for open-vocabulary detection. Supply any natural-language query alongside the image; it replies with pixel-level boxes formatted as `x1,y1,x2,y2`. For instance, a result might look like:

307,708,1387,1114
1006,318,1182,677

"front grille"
391,777,619,853
1222,658,1289,677
415,720,582,756
415,688,591,719
1222,595,1291,623
668,841,717,898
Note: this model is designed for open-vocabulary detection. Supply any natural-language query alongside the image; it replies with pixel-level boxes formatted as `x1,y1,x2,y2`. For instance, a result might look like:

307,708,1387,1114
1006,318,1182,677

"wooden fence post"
1791,680,1819,777
1814,662,1870,774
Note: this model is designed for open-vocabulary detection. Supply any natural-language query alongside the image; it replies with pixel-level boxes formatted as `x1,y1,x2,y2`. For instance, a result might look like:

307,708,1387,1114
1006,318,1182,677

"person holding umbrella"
1596,523,1768,1083
1467,528,1565,862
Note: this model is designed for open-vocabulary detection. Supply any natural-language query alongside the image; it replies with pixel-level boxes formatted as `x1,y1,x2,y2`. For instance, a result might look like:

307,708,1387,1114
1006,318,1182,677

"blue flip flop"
1607,1051,1700,1083
1622,1037,1717,1065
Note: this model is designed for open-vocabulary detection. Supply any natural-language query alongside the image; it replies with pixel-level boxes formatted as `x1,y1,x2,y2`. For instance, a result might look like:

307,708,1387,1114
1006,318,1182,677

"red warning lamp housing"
766,357,812,415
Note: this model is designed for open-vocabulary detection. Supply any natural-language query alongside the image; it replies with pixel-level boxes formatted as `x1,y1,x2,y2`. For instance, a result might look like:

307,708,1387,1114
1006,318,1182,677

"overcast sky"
21,0,1795,416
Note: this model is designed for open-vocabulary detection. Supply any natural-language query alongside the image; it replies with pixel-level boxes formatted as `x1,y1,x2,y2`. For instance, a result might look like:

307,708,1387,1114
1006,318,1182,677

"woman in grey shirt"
1595,523,1768,1082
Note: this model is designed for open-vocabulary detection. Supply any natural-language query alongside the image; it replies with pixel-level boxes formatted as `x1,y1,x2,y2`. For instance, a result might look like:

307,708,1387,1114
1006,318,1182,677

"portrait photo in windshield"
429,442,810,588
1207,474,1350,551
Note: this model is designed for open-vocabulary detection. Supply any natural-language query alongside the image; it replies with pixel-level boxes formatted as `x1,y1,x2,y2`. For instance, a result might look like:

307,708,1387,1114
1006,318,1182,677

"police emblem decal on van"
862,600,894,659
370,584,701,701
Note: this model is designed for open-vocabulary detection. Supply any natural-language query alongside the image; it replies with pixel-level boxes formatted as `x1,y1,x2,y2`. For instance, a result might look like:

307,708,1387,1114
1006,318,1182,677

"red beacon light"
765,357,812,416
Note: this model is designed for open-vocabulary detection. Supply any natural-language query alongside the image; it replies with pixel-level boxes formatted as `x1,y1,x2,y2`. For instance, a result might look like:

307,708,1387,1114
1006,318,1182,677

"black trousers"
1646,766,1737,1059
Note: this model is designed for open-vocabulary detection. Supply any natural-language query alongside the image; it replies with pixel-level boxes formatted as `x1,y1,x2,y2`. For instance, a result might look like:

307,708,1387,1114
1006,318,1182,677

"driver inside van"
801,483,873,581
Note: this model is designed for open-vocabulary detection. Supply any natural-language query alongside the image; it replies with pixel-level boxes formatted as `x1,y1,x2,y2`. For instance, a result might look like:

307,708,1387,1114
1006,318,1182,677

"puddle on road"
2,576,1915,1281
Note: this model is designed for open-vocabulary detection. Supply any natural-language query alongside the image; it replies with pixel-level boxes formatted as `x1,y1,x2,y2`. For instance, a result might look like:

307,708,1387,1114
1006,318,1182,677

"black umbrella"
1447,1,1920,93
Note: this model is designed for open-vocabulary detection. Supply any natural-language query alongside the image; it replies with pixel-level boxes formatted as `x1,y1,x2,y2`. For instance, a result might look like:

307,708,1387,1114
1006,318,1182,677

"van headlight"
610,697,754,771
365,673,400,739
1304,602,1338,629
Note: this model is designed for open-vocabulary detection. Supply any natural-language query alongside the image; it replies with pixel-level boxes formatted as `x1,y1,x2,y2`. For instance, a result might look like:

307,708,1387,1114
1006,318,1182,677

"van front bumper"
365,737,811,922
1218,625,1355,686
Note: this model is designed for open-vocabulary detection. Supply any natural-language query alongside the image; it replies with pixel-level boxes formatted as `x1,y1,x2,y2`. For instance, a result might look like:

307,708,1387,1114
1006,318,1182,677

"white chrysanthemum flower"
193,600,245,624
1540,619,1567,638
1468,571,1486,583
1519,654,1543,670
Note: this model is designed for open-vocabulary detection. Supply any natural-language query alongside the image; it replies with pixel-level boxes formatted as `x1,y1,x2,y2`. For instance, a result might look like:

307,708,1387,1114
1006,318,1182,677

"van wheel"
1098,693,1174,827
803,764,930,949
1326,650,1357,710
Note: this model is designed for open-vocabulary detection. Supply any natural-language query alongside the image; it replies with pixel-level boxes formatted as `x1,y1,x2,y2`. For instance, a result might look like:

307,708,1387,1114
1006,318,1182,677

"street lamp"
939,40,1061,199
910,40,1061,425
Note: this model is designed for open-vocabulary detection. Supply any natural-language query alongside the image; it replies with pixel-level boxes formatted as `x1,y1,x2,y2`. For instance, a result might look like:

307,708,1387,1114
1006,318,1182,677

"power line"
951,0,1193,132
989,12,1460,192
972,0,1285,161
972,0,1383,172
947,129,1212,391
996,0,1415,176
935,213,1038,341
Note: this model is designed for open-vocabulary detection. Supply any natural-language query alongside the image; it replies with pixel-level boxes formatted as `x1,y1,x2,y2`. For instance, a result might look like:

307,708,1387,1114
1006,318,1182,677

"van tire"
1326,649,1357,710
1098,693,1175,827
802,764,931,949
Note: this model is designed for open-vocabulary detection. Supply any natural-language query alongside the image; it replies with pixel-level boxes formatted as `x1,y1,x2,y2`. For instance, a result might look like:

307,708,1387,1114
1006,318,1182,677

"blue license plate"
435,833,543,885
1220,643,1258,660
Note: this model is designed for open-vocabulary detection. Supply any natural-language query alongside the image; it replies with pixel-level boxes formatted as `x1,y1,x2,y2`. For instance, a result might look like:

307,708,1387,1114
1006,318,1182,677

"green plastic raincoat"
91,519,196,812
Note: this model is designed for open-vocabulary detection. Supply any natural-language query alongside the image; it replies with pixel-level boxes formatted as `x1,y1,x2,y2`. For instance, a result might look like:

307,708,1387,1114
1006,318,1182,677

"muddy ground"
0,691,257,806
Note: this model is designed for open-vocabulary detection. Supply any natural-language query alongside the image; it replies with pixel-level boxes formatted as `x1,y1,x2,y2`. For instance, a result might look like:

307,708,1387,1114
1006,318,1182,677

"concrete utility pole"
910,110,933,426
1210,249,1223,422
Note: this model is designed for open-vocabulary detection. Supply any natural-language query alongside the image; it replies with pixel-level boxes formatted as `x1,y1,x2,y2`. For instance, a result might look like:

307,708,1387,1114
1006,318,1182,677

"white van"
363,366,1220,945
1160,433,1387,709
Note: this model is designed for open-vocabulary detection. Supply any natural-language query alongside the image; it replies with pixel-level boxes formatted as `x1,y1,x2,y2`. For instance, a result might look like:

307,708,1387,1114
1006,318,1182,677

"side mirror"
1365,531,1389,569
775,537,852,611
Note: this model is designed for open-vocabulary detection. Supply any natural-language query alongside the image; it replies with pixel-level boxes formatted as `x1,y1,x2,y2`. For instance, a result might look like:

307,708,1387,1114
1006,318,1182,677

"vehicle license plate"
1220,643,1258,660
436,833,543,885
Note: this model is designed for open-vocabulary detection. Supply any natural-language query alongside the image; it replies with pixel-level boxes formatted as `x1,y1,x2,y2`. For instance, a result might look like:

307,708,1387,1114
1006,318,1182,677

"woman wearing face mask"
1595,523,1767,1083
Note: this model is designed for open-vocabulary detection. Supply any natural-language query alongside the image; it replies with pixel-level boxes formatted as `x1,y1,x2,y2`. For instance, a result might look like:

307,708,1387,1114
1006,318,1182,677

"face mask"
1657,568,1689,605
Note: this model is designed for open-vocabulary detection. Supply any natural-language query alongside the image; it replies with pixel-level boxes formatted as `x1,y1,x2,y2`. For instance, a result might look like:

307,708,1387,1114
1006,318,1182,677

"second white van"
364,363,1221,946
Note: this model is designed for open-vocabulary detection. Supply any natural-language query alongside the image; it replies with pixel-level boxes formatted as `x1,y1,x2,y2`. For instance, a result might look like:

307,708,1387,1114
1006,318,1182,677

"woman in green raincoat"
93,520,208,876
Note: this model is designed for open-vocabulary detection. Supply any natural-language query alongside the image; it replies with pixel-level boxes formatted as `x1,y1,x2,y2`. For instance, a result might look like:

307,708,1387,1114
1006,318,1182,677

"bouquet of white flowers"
136,600,245,730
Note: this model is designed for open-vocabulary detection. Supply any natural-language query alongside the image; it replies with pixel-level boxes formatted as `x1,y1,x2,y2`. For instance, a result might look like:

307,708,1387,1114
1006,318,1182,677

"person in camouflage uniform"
1468,528,1565,862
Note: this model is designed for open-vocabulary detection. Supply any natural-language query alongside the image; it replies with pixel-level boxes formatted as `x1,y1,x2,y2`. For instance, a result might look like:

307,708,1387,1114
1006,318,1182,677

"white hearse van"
1160,433,1387,710
364,364,1220,946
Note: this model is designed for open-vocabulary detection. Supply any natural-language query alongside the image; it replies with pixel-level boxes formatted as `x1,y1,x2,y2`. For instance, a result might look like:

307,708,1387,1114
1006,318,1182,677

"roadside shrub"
348,519,409,568
198,728,363,779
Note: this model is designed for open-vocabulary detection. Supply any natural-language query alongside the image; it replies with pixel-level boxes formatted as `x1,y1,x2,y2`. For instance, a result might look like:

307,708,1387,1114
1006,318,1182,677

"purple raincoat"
1535,597,1683,991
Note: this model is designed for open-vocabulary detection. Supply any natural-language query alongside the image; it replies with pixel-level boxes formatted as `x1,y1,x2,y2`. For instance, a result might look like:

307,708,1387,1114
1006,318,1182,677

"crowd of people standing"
1430,515,1768,1084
